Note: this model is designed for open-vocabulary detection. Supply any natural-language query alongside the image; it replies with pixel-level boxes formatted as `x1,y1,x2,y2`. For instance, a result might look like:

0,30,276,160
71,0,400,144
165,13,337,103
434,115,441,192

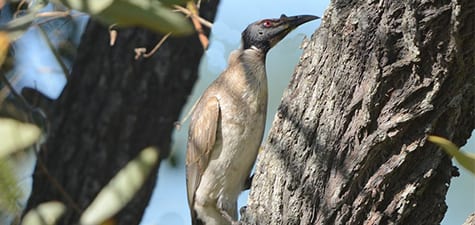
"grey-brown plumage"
186,14,319,225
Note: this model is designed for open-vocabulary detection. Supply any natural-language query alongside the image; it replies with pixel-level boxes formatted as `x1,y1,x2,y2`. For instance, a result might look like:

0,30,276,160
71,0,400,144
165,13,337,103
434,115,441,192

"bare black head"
241,14,319,53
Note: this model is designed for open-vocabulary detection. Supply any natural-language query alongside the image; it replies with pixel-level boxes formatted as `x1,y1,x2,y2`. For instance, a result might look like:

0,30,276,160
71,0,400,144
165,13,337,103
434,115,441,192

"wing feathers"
185,96,220,224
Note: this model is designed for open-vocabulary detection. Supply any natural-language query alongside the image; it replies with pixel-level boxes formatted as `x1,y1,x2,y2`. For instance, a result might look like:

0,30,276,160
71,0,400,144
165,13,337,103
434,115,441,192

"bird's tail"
191,209,204,225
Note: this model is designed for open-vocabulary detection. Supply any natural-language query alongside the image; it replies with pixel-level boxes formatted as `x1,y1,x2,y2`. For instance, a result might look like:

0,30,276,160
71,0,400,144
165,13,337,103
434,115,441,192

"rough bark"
25,1,219,224
463,212,475,225
463,213,475,225
242,0,474,225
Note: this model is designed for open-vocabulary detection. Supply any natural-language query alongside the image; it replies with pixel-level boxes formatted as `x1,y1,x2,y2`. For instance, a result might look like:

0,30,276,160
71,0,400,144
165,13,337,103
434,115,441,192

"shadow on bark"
243,1,474,224
25,1,220,224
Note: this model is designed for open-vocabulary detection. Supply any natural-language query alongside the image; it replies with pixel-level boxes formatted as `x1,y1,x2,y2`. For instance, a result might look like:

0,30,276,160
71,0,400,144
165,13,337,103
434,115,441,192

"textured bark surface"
242,0,474,225
25,1,219,224
463,212,475,225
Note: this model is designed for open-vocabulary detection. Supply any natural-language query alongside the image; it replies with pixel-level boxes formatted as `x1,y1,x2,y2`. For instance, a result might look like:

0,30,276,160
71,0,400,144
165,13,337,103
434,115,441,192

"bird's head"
241,14,319,53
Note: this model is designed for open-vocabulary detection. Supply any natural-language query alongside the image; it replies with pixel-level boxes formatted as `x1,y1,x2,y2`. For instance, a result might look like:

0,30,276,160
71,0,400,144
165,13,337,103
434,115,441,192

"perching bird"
186,14,319,225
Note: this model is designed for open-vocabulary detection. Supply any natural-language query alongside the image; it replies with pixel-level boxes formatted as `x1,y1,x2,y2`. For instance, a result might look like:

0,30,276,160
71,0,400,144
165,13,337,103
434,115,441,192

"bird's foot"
219,209,241,225
239,205,247,217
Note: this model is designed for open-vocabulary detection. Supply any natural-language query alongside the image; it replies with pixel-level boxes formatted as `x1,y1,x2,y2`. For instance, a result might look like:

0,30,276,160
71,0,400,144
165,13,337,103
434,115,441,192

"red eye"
263,20,272,28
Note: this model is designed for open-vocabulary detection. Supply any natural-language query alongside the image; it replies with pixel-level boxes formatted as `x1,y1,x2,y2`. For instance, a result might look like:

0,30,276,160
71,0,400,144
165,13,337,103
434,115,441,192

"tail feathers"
191,209,204,225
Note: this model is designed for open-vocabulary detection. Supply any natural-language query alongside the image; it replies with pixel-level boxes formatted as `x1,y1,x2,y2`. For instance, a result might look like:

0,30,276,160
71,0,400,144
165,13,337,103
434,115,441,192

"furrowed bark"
25,1,220,224
242,0,475,224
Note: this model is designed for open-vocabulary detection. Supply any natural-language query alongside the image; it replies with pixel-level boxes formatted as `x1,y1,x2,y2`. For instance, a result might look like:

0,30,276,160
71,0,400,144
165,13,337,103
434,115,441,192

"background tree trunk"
25,1,219,224
242,0,474,224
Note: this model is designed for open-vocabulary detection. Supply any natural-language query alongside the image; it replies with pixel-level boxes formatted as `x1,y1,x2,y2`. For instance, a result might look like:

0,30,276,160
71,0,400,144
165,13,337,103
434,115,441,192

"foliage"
14,147,159,225
21,201,65,225
80,147,159,225
428,135,475,174
0,159,24,215
0,117,41,224
57,0,193,35
0,118,41,158
0,0,194,42
0,1,193,224
0,31,39,224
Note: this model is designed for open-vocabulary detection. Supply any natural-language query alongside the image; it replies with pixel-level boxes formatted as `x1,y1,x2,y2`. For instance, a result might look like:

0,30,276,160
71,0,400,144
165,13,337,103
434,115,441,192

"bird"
186,14,319,225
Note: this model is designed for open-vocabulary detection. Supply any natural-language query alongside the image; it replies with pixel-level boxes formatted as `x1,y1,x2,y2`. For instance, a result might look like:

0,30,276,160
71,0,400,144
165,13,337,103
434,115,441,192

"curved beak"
282,14,320,29
268,14,320,47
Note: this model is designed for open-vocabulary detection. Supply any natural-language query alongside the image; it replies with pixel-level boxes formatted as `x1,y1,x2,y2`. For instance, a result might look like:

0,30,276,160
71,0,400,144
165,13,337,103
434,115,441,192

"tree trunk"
25,1,219,224
463,213,475,225
242,0,474,225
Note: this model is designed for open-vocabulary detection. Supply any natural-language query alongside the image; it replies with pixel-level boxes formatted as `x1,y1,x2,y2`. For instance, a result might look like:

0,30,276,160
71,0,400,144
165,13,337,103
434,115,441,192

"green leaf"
0,118,41,159
22,201,65,225
158,0,190,6
428,135,475,174
80,147,159,225
0,159,23,215
59,0,193,35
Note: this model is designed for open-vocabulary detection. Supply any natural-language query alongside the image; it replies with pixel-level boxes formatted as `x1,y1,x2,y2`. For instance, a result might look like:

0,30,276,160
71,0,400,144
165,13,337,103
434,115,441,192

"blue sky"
8,4,87,99
140,1,327,225
4,1,473,225
140,1,475,225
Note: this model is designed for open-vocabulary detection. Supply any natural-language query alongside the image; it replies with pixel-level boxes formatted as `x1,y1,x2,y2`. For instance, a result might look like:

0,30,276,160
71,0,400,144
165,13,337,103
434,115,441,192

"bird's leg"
219,208,241,225
242,174,254,191
217,197,240,225
239,205,247,217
